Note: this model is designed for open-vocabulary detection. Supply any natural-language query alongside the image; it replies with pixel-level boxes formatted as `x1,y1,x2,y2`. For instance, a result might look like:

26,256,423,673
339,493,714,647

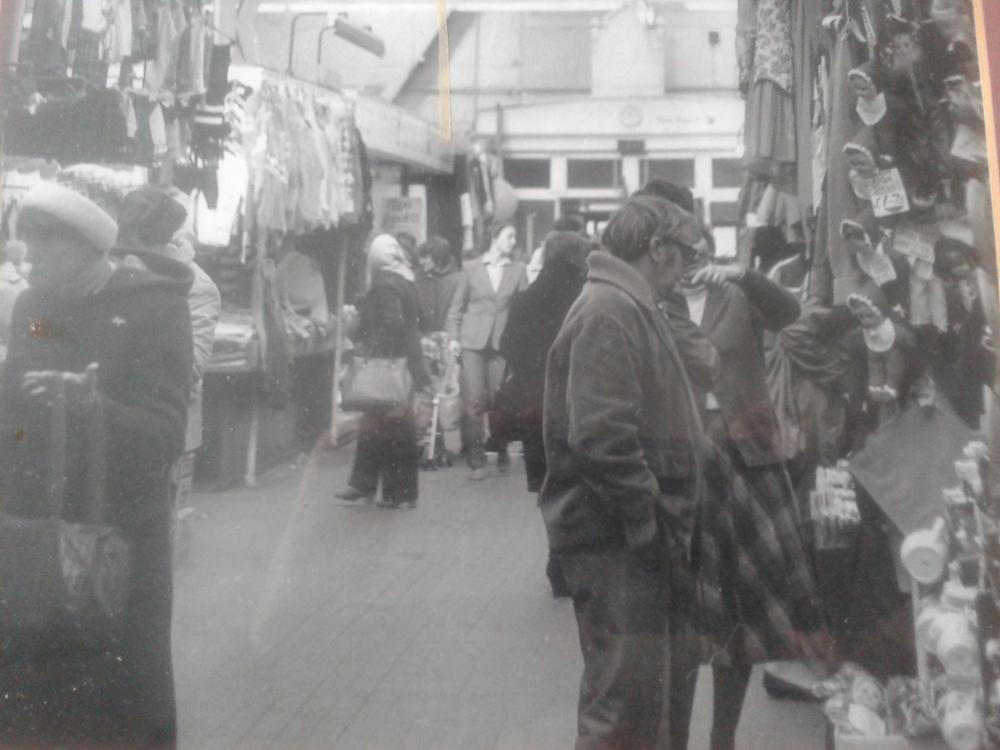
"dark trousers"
460,347,506,469
560,547,669,750
668,635,750,750
348,408,419,502
523,426,546,493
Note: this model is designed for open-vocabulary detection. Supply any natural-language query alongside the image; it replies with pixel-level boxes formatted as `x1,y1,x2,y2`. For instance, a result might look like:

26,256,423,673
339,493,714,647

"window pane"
709,201,740,226
642,159,695,189
712,158,744,188
567,159,620,189
503,158,551,189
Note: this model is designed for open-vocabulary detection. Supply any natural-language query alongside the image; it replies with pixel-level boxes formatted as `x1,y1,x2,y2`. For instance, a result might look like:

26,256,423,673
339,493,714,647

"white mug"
916,599,945,652
935,614,979,676
938,690,983,750
901,517,950,584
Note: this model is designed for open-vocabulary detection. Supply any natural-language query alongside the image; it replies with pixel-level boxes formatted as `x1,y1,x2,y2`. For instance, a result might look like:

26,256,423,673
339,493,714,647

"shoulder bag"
0,375,131,653
341,354,414,411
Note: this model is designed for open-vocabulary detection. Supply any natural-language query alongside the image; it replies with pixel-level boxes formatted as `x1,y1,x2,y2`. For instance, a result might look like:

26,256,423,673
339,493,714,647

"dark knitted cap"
117,187,187,248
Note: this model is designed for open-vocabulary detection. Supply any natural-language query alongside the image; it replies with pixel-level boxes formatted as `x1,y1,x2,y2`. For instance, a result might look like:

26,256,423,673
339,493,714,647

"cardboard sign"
379,196,427,243
893,224,938,264
870,168,911,218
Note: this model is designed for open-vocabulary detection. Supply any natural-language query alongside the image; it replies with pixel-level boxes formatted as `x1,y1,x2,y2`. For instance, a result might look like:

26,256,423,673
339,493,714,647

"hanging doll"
842,126,897,203
841,208,909,312
849,61,889,128
879,14,953,210
847,285,915,426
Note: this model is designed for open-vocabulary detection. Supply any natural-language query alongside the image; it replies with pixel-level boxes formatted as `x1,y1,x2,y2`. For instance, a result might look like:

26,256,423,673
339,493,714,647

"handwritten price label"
870,168,910,218
892,225,937,264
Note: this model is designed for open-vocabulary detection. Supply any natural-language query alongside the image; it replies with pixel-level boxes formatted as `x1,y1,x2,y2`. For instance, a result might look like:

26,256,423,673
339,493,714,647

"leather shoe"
335,487,374,502
469,468,486,481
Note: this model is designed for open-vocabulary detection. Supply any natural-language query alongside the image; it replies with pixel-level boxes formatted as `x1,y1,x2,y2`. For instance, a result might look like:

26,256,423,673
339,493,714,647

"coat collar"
587,251,658,310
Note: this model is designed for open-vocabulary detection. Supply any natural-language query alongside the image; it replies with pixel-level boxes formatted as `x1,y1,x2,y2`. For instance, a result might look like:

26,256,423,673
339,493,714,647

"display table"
194,324,338,490
736,665,827,750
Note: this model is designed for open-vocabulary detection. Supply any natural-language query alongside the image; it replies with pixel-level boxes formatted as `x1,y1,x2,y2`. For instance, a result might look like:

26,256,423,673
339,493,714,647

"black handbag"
0,378,131,652
341,355,414,411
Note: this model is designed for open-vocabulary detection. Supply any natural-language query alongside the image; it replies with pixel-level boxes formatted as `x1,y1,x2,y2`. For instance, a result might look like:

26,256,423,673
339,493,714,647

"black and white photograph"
2,0,1000,747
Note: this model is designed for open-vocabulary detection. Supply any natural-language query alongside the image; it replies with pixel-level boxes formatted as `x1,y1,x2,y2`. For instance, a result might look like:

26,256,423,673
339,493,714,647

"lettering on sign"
380,197,427,243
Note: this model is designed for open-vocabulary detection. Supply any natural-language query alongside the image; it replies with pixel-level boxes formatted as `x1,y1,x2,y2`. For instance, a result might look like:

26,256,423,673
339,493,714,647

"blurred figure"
671,228,814,750
0,182,192,748
446,222,527,480
527,214,585,283
499,231,590,597
634,177,698,215
933,237,998,428
336,235,431,508
114,187,222,526
416,235,461,334
0,239,28,343
749,225,806,295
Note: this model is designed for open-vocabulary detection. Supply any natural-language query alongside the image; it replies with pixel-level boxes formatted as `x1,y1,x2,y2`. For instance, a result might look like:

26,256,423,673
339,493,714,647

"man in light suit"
447,223,528,480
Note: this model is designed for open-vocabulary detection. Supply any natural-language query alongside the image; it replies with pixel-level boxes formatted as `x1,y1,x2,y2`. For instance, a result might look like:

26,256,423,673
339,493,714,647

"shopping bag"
341,356,414,411
0,371,131,652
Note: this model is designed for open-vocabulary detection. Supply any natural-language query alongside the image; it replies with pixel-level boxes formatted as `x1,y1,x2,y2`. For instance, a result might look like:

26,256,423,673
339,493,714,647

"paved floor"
174,448,713,750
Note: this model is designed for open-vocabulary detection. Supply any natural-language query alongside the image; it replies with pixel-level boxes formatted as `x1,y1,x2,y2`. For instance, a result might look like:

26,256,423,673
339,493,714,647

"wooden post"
971,0,1000,491
0,0,27,67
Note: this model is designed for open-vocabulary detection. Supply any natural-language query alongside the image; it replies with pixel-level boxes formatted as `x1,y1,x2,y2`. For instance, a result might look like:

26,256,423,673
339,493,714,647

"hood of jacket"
107,247,195,297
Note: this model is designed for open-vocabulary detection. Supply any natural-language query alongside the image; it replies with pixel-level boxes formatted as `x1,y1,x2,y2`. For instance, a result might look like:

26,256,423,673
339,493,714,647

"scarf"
367,234,415,283
59,258,115,300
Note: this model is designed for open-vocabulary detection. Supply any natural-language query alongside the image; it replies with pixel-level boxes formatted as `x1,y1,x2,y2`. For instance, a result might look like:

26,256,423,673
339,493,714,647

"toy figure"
847,286,914,425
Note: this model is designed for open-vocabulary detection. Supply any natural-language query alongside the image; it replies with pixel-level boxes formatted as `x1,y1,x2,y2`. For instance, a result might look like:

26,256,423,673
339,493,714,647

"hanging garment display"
241,78,372,239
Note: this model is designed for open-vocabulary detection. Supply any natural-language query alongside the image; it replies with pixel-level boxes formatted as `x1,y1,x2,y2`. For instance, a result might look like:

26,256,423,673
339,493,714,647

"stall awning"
353,92,453,174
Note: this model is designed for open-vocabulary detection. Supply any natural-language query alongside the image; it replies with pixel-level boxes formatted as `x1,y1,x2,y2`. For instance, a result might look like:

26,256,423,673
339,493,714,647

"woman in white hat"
0,181,193,749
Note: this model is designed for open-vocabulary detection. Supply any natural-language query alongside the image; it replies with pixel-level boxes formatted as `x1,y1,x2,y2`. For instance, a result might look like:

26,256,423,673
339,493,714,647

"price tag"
893,225,938,264
870,168,911,218
858,249,898,286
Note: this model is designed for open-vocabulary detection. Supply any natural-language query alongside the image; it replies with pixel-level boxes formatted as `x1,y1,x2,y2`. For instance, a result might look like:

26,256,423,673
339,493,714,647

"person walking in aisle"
499,230,590,597
0,181,193,749
335,234,431,508
113,187,221,534
446,222,527,480
541,195,706,750
670,233,820,750
415,235,461,334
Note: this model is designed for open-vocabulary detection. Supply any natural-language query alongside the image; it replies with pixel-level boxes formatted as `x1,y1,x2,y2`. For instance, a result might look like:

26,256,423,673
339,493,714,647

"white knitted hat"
16,181,119,256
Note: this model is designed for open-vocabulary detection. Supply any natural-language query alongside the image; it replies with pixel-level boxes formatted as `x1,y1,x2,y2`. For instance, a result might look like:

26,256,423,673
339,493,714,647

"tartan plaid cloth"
681,434,828,669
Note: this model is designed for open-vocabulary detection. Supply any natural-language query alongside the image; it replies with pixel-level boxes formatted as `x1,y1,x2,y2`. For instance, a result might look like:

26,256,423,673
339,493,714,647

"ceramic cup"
901,517,950,584
935,614,979,676
938,690,983,750
916,599,946,652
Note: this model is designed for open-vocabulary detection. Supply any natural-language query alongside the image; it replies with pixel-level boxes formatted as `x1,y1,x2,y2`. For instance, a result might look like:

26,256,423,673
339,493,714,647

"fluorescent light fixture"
258,1,624,13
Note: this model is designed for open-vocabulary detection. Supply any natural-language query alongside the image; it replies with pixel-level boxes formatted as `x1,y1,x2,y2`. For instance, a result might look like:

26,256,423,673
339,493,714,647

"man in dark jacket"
415,235,461,333
541,195,709,750
0,181,193,748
